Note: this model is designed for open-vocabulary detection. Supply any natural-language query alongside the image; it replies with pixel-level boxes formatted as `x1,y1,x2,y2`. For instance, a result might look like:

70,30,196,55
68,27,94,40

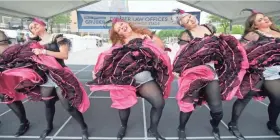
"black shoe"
82,127,89,140
14,120,30,137
117,125,127,140
177,128,186,140
39,127,53,140
228,122,246,140
212,127,222,140
210,120,221,140
267,121,280,135
147,128,166,140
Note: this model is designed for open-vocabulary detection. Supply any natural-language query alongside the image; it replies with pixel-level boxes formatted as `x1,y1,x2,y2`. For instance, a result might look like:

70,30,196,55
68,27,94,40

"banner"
77,11,200,30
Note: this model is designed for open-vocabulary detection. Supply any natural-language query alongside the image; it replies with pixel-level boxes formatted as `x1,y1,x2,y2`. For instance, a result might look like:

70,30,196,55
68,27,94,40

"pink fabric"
64,67,90,113
143,39,174,98
89,39,173,109
31,55,63,69
0,68,43,104
112,18,124,24
176,65,215,113
33,18,46,26
32,55,90,113
234,43,249,99
89,85,137,109
174,37,249,113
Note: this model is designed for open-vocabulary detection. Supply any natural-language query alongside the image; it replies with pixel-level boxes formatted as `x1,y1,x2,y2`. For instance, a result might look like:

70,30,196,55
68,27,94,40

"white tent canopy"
177,0,280,24
1,0,279,25
0,0,100,20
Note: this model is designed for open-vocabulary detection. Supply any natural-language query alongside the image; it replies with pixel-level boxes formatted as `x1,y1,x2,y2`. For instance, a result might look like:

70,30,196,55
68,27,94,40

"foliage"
207,15,230,33
157,29,184,39
48,13,70,33
52,13,71,24
217,25,245,34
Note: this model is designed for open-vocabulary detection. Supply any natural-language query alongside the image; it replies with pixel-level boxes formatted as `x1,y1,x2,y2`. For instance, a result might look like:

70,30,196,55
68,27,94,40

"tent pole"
229,20,232,34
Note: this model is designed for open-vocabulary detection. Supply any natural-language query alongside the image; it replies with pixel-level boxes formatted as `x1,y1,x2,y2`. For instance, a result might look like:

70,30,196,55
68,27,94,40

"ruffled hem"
238,38,280,99
173,35,248,110
87,38,173,109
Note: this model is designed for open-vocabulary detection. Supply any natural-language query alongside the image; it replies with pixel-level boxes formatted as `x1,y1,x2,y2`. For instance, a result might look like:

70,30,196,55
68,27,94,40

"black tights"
7,100,28,124
41,87,87,130
230,79,280,126
0,94,28,124
178,80,223,130
118,81,165,131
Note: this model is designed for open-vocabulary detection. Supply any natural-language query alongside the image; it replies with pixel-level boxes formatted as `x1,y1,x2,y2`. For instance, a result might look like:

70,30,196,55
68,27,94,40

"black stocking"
40,87,57,139
230,80,263,126
117,81,165,140
119,108,130,127
117,108,130,139
264,80,280,126
55,87,87,130
178,80,222,140
204,80,223,128
178,111,193,130
55,87,88,139
7,100,29,136
7,101,28,124
138,81,165,139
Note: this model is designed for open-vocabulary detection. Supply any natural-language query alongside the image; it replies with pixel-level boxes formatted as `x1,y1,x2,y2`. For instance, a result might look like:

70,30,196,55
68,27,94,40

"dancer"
171,9,248,140
0,30,30,137
228,9,280,140
87,18,173,140
0,18,90,140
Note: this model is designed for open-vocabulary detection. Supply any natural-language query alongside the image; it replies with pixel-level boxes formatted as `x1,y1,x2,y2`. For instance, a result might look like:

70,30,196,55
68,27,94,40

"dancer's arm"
243,32,260,42
152,35,165,50
44,36,69,59
178,32,190,45
32,35,70,60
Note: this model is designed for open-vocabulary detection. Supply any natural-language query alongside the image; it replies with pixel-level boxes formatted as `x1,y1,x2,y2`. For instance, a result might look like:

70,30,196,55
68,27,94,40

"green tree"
231,25,244,34
157,30,184,40
217,25,244,34
207,15,230,33
49,13,70,33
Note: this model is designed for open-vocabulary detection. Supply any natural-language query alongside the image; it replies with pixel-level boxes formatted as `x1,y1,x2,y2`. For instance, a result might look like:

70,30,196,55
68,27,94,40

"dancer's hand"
92,72,96,79
214,33,222,37
32,48,47,55
173,72,179,78
142,34,151,40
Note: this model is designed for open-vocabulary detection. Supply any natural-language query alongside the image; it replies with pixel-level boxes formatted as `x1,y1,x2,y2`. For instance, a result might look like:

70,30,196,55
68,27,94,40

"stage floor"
0,65,279,140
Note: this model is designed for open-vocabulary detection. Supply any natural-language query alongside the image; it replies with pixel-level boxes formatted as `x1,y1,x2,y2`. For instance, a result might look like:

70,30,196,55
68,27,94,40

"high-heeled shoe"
147,128,166,140
210,119,221,140
14,120,30,137
39,127,53,140
228,122,246,140
267,121,280,135
117,125,127,140
177,128,186,140
82,127,89,140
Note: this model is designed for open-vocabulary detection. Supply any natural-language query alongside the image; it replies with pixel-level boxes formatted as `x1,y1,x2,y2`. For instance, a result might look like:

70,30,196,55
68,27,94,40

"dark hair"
29,36,41,41
243,13,279,36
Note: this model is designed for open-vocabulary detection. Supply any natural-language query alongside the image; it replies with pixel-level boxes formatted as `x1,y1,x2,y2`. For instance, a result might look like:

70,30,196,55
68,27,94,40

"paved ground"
0,64,279,140
1,45,280,140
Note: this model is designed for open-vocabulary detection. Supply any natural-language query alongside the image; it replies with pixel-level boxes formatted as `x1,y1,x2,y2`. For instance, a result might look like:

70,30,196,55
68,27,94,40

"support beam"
177,0,231,21
0,7,45,19
47,0,101,19
232,9,280,24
